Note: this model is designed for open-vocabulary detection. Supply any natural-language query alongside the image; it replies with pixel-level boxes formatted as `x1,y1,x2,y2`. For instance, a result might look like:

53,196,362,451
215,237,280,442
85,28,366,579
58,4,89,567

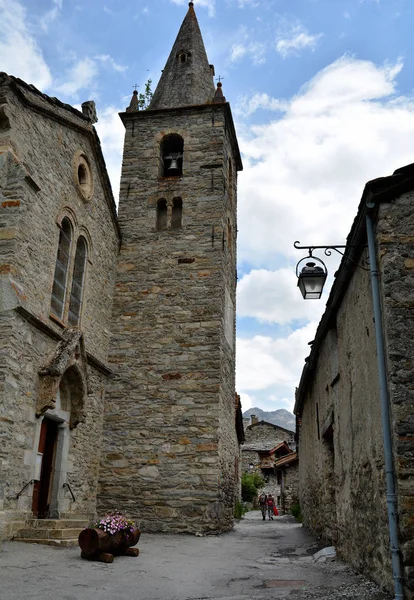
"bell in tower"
99,0,243,535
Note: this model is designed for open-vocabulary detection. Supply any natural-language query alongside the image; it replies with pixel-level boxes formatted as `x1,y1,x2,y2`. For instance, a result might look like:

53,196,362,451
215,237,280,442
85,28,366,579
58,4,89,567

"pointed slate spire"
149,2,215,109
212,81,226,104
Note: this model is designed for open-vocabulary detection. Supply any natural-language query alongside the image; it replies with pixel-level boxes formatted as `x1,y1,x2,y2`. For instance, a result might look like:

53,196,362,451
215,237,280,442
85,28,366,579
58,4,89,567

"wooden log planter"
79,527,141,563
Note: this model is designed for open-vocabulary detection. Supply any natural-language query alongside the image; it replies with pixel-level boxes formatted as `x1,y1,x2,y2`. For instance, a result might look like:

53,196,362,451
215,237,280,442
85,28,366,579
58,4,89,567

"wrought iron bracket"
294,241,369,271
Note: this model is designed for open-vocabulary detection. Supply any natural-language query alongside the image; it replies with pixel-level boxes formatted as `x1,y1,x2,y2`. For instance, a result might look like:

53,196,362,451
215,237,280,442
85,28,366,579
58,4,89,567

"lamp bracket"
293,241,369,271
294,241,347,258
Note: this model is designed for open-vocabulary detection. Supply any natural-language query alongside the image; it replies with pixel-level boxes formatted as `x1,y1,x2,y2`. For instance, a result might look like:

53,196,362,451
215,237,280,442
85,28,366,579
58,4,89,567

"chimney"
251,414,258,426
81,100,98,124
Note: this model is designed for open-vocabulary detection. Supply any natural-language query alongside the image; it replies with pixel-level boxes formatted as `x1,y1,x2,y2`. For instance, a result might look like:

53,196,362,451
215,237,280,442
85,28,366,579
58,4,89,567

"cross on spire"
216,75,223,83
133,83,139,91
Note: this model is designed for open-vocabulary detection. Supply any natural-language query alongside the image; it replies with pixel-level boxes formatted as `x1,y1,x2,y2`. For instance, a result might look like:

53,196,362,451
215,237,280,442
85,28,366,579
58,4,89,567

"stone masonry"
0,4,244,542
242,420,296,508
97,4,243,534
295,166,414,599
98,104,241,534
0,74,119,538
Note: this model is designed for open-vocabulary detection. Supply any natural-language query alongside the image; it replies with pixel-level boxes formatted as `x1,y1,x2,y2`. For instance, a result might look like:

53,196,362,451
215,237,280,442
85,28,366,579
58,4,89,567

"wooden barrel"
79,527,140,557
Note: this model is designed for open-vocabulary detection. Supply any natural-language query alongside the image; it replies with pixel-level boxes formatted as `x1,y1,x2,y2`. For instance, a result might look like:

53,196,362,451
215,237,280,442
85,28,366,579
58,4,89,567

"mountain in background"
243,407,296,431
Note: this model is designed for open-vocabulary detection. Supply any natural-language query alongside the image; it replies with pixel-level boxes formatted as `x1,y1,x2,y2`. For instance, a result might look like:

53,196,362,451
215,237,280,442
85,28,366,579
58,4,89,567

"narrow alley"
1,512,391,600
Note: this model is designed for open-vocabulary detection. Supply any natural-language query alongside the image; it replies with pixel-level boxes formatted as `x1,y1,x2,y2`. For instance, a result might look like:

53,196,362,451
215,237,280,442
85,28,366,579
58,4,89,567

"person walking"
266,494,275,520
258,492,267,521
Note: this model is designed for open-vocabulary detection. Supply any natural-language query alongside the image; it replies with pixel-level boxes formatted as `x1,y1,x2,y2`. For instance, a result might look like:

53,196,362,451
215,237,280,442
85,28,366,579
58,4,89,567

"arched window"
176,50,191,64
156,199,168,230
161,134,184,177
51,217,72,320
68,236,87,326
171,197,183,229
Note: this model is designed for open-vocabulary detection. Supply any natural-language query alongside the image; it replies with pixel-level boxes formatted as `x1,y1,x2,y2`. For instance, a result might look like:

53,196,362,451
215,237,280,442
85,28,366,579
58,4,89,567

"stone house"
242,417,296,508
294,164,414,598
274,452,299,514
0,2,243,542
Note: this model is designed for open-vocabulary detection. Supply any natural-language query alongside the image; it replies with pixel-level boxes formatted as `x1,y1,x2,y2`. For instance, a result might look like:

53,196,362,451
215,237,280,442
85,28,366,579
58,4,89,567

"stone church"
0,2,244,542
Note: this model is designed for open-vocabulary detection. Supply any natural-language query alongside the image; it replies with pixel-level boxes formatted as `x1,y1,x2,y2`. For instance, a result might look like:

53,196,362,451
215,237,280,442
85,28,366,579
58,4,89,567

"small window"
161,134,184,177
68,237,87,326
156,199,168,230
78,164,87,185
73,151,93,201
171,198,182,229
177,50,191,64
51,218,72,320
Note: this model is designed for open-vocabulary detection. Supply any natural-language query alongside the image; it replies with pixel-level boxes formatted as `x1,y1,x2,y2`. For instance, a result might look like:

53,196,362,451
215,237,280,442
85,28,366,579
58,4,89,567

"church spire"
149,2,215,109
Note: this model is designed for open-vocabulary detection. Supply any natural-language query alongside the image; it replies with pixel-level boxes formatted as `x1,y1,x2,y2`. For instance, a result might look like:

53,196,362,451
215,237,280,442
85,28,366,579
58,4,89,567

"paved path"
0,512,391,600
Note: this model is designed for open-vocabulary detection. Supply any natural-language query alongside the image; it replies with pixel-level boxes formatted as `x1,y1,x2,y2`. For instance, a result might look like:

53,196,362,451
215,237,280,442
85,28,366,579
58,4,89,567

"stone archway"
36,327,89,426
33,328,89,518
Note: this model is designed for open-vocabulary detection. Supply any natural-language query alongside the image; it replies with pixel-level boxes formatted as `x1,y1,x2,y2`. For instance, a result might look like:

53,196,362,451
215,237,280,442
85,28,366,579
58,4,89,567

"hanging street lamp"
294,241,349,300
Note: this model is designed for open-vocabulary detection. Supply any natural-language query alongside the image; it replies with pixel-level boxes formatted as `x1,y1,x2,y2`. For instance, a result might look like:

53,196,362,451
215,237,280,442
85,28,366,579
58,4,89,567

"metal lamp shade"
297,262,327,299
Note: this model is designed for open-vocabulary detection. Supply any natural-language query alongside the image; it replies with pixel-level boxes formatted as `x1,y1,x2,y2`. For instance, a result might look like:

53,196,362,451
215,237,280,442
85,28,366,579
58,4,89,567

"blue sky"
2,0,414,414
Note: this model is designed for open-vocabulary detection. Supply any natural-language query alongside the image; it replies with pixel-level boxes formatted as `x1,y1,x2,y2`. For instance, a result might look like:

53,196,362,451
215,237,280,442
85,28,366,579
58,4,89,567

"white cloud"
236,322,318,395
170,0,215,17
276,29,323,58
230,41,267,65
0,0,52,89
39,0,63,32
236,57,414,267
239,392,254,411
230,43,247,62
56,57,98,97
235,92,288,117
95,55,128,73
237,268,326,324
235,0,261,7
94,105,126,204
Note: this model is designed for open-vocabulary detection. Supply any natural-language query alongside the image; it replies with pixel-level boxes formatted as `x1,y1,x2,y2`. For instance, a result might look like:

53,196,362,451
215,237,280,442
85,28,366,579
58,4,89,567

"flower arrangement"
91,511,137,536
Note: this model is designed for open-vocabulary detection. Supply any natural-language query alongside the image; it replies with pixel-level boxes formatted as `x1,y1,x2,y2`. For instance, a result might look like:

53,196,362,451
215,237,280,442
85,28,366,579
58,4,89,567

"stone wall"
296,190,414,598
377,192,414,596
281,461,299,513
0,77,119,536
298,261,390,586
241,421,295,474
98,103,239,533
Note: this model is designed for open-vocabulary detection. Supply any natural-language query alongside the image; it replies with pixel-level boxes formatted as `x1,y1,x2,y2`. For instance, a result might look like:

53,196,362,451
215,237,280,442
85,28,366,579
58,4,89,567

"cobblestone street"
0,512,391,600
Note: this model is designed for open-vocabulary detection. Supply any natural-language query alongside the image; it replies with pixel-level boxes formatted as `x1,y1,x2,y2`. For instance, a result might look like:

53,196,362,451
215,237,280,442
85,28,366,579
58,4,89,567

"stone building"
294,164,414,598
0,2,243,541
274,452,299,514
242,418,296,508
0,73,120,540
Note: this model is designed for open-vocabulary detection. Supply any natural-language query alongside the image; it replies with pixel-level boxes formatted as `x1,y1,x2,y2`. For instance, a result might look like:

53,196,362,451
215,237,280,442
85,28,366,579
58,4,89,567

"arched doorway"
32,417,59,518
32,365,84,518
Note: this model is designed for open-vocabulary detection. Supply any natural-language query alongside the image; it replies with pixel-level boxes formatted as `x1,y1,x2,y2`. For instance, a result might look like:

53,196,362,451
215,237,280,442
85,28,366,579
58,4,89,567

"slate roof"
274,452,298,467
149,2,215,109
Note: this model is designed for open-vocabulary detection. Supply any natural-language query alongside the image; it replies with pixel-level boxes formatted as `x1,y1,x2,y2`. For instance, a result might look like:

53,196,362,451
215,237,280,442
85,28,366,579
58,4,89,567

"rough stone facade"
275,453,299,513
0,4,243,541
97,100,242,534
295,168,414,599
0,74,120,538
241,420,296,508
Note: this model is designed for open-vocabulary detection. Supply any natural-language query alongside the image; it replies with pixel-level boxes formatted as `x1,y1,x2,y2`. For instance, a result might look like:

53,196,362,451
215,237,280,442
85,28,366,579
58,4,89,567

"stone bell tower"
98,1,243,533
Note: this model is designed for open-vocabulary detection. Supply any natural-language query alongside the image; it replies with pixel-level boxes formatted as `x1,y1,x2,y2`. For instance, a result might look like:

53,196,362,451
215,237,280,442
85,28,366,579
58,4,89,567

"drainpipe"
365,207,404,600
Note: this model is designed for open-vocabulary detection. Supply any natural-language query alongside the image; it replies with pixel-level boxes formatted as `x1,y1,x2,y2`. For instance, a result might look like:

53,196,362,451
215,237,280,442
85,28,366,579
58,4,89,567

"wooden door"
32,418,58,518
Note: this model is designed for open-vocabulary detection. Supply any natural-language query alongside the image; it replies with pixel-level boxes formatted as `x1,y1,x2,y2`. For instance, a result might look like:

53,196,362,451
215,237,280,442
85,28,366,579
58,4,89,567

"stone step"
25,519,89,530
13,538,79,547
15,527,83,540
